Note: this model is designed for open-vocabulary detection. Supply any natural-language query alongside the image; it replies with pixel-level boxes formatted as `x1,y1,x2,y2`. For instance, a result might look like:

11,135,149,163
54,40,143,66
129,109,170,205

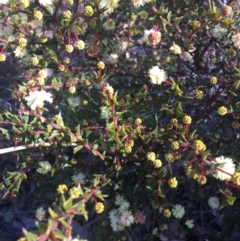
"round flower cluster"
146,152,156,161
69,86,76,94
139,10,148,20
211,156,235,181
75,40,85,50
34,10,43,21
208,197,220,209
153,159,162,168
193,140,206,152
94,202,104,213
197,175,207,185
163,209,171,218
57,184,68,194
144,29,161,45
63,10,72,20
36,161,52,174
172,204,185,219
148,66,166,85
72,173,86,186
85,6,94,17
97,61,105,69
103,83,114,99
195,90,203,99
109,195,134,232
169,43,182,55
231,172,240,185
0,53,6,62
18,37,27,47
171,141,179,150
40,35,48,43
165,153,175,163
168,177,178,188
217,106,227,115
65,44,74,53
183,115,192,124
68,187,81,199
103,19,116,31
210,76,217,84
31,56,39,66
135,118,142,125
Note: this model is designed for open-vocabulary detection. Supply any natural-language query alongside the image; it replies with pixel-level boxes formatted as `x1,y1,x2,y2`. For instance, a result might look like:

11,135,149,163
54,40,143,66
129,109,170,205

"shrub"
0,0,240,240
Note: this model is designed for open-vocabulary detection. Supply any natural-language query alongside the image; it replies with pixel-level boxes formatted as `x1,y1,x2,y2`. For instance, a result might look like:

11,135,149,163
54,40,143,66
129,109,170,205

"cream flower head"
144,29,161,45
172,204,185,219
25,90,53,110
232,33,240,49
148,66,166,85
211,156,235,181
208,196,220,209
211,24,228,39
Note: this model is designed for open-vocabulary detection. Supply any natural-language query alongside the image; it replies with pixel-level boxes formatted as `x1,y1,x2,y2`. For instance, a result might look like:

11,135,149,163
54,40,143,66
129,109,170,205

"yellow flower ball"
94,202,104,213
97,61,105,70
34,10,43,21
0,53,6,62
40,35,48,43
217,106,227,115
163,209,171,218
58,64,65,72
193,140,206,152
57,184,68,194
69,86,76,93
153,159,162,168
231,172,240,186
168,177,178,188
210,76,217,84
197,176,207,185
31,57,39,66
65,44,74,53
69,187,81,198
183,115,192,124
171,141,179,150
147,152,156,161
195,90,203,99
135,118,142,125
85,6,94,17
165,153,175,163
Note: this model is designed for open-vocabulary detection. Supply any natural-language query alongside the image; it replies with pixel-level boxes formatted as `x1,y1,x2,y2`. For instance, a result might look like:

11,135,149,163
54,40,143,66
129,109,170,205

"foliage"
0,0,240,240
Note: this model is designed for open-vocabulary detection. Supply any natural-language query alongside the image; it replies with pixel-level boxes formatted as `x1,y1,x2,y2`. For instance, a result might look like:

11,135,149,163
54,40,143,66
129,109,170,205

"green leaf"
145,186,153,191
63,197,73,211
167,11,172,22
173,16,184,25
74,145,83,154
76,124,81,136
70,135,78,142
49,130,61,139
227,195,236,205
48,207,58,219
234,80,240,89
152,126,158,136
52,78,60,91
59,218,72,230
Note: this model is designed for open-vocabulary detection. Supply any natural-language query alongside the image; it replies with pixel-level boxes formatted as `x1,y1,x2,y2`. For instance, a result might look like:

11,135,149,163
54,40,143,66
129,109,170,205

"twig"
0,142,77,155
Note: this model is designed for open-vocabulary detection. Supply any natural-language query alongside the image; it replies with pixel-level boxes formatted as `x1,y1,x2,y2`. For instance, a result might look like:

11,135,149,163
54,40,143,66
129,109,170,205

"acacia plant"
1,0,240,240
